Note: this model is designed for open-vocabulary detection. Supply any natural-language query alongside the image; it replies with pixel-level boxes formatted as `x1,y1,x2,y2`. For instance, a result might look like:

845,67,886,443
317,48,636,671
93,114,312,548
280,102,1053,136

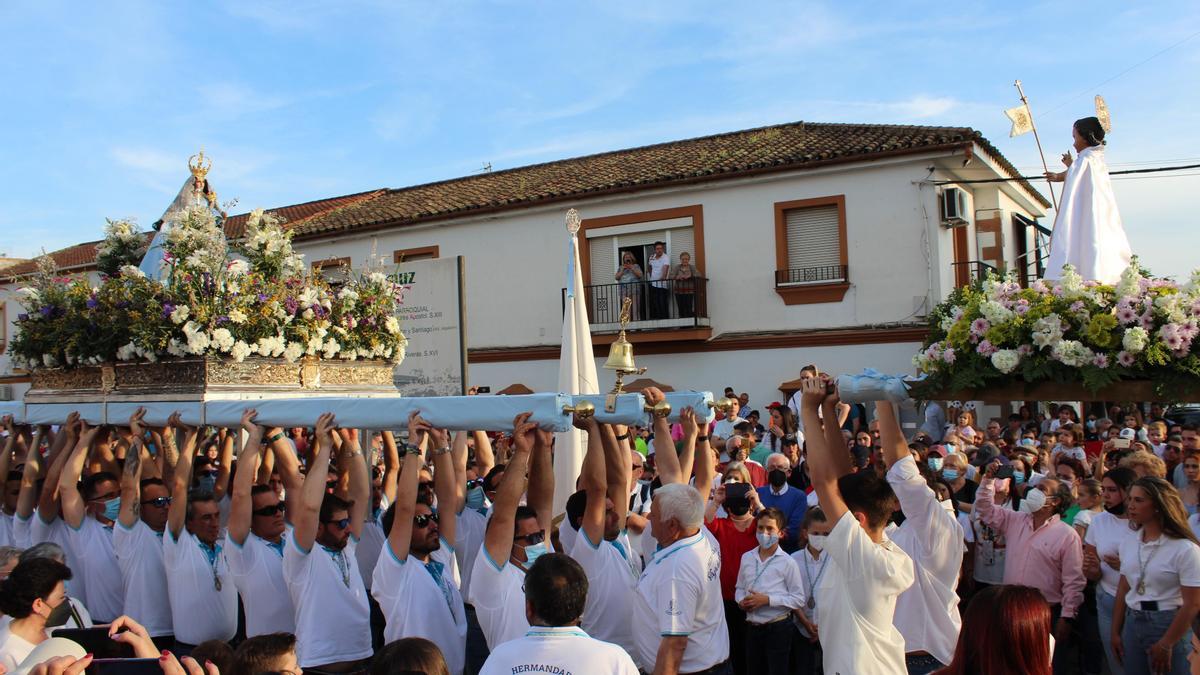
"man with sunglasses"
163,411,238,648
114,407,174,644
57,421,125,623
226,410,300,637
469,413,556,651
373,412,467,674
285,412,373,673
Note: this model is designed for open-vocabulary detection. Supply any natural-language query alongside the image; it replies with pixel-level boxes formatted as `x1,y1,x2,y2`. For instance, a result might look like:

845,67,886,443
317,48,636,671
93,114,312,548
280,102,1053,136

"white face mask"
808,534,828,552
1019,487,1048,514
757,532,779,550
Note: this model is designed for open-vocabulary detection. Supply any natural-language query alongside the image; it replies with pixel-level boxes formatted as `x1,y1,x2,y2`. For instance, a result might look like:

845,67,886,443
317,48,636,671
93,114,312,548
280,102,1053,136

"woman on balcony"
615,252,643,320
672,251,696,318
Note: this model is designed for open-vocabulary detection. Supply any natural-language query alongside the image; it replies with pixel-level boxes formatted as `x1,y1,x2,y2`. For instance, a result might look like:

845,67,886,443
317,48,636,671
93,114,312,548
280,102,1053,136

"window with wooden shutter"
589,234,617,283
773,195,850,304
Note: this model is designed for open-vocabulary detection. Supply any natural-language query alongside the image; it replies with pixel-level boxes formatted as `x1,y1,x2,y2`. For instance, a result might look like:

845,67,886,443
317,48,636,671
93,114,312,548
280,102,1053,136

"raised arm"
644,388,682,484
599,423,630,528
380,430,401,507
16,425,48,520
117,409,148,529
875,401,909,468
58,423,101,529
578,416,607,546
39,414,79,520
293,413,337,552
211,430,235,502
0,417,16,489
337,428,370,539
427,426,456,547
266,427,304,521
820,386,853,479
798,377,848,523
165,413,200,539
472,430,495,481
482,413,535,568
386,413,429,561
678,407,700,483
158,425,180,492
692,408,716,501
529,427,556,541
228,409,263,547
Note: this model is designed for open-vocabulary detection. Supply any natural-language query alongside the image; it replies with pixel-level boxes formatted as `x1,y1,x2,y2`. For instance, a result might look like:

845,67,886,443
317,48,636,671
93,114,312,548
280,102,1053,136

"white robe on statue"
1043,145,1131,284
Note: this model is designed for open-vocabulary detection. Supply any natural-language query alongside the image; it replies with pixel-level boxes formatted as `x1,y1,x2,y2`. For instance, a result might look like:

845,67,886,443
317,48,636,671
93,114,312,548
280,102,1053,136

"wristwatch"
616,433,630,441
697,435,710,442
402,443,423,457
432,446,452,456
266,432,285,444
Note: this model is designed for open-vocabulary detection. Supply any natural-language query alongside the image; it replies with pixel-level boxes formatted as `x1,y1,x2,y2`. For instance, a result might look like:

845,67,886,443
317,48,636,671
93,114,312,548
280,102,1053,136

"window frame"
773,195,850,305
392,245,440,263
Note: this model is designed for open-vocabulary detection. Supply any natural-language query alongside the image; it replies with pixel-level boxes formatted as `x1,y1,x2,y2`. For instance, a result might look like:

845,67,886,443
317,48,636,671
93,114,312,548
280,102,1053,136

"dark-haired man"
114,408,174,641
479,553,638,675
226,410,300,637
164,412,237,647
230,632,300,675
285,413,373,672
797,375,913,675
647,240,671,319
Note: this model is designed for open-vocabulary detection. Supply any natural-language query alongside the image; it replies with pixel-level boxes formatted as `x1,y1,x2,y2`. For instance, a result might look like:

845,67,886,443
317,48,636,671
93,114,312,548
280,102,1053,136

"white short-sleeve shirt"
571,528,640,655
372,541,467,675
31,513,85,601
0,513,11,547
455,508,487,600
225,529,296,636
112,520,173,637
631,528,728,674
284,534,372,668
11,513,32,549
355,514,385,590
1118,532,1200,610
1084,511,1137,597
65,517,124,622
819,510,915,675
162,529,238,644
0,623,36,671
479,626,639,675
467,546,529,650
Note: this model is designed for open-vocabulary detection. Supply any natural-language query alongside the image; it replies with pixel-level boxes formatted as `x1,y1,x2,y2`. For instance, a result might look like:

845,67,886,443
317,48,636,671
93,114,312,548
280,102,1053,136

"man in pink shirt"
977,460,1084,674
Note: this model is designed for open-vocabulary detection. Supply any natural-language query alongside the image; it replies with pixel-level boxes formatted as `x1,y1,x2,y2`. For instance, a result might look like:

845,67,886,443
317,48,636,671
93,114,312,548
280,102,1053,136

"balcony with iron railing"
561,278,710,333
773,264,850,304
952,260,999,287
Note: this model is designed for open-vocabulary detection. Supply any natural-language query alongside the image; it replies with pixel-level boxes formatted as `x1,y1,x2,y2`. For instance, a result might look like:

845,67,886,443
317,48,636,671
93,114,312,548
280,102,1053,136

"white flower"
384,316,400,335
321,338,340,359
1032,314,1064,349
1051,340,1094,367
227,259,250,276
1116,263,1144,298
119,265,146,279
306,337,323,355
1122,327,1150,353
230,341,252,363
1058,265,1085,297
338,287,359,302
186,331,211,355
302,308,314,320
246,208,264,229
369,272,388,285
939,316,957,332
980,300,1015,325
991,349,1021,374
228,309,247,324
283,342,305,363
116,342,138,361
17,287,39,301
167,339,187,357
212,328,235,352
298,288,319,306
170,305,191,324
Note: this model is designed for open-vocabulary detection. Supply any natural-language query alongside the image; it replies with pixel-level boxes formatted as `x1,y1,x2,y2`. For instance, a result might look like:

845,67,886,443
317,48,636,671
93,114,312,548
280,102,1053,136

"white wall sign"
392,256,467,396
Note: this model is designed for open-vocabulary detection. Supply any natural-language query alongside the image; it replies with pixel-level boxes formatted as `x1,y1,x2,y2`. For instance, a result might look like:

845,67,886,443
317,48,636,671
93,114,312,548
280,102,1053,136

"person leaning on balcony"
647,241,672,320
614,251,643,320
672,251,696,318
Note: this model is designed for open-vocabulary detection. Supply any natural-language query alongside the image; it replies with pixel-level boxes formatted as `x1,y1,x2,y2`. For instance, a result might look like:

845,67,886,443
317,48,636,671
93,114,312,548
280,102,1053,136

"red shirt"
707,517,759,600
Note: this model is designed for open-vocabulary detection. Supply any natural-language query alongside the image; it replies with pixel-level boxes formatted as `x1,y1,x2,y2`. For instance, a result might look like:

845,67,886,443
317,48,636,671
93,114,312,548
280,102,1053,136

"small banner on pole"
1005,103,1034,137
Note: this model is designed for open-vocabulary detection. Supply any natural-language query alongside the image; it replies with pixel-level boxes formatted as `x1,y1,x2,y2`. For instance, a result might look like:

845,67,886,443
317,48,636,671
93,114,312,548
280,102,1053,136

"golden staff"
1014,80,1059,210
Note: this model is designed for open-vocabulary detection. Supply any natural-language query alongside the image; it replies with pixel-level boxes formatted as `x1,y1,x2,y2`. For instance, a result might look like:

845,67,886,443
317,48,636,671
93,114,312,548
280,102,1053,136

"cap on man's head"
1119,428,1137,441
926,445,948,458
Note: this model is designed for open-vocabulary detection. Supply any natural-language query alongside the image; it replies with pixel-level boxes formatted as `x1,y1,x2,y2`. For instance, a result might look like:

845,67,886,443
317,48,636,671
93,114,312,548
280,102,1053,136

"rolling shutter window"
784,205,841,272
589,235,617,283
669,227,695,269
617,230,661,251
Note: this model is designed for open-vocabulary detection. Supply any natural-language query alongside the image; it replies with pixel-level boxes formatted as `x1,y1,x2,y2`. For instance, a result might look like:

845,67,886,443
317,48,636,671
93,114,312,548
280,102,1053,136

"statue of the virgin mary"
1041,116,1132,284
137,151,225,282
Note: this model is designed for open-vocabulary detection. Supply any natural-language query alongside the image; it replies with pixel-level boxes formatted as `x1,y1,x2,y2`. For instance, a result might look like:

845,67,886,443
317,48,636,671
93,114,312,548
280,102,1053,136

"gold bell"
603,333,636,372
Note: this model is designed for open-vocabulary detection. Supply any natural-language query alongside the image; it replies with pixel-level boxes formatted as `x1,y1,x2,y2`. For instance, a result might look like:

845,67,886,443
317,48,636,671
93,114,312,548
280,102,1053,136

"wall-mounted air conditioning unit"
940,187,968,227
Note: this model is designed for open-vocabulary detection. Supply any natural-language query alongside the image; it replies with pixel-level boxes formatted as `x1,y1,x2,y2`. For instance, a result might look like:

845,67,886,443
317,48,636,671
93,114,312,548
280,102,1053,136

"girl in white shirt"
1082,467,1137,675
1111,477,1200,675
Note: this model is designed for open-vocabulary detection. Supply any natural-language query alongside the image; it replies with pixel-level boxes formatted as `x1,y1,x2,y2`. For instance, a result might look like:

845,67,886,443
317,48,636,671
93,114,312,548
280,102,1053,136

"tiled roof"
222,190,387,238
288,120,1049,239
1,237,147,279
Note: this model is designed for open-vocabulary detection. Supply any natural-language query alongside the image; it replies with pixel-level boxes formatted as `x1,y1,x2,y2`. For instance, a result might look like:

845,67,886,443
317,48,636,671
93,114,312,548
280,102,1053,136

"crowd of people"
1,374,1199,674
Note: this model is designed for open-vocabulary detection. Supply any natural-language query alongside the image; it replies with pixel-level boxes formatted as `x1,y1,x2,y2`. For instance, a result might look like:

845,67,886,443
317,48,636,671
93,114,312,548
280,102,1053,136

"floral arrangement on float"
911,260,1200,399
10,204,407,371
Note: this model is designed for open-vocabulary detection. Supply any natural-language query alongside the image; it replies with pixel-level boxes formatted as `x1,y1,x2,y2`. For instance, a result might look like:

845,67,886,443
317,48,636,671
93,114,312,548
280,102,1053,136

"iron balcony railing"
952,260,1000,286
774,265,848,286
561,278,709,329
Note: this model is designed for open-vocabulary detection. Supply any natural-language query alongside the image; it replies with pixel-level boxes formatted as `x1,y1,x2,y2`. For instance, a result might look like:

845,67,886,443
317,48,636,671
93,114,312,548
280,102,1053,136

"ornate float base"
26,357,400,404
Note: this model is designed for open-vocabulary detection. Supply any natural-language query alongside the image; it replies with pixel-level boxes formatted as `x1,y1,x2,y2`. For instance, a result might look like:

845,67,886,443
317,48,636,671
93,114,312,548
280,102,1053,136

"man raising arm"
58,421,124,622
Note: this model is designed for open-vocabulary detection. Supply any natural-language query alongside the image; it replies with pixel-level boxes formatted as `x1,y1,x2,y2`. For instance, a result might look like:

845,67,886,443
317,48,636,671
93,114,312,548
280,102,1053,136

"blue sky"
1,1,1197,278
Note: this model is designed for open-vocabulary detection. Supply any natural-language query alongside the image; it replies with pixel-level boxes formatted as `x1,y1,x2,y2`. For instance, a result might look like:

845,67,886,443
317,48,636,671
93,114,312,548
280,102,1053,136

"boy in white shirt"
790,507,828,672
735,506,805,675
796,375,915,675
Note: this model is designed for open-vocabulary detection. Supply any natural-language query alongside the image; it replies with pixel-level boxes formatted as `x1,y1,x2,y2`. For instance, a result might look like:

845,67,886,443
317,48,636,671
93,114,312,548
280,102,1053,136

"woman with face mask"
1082,467,1137,675
704,463,762,675
0,557,75,670
1054,456,1087,526
941,452,977,509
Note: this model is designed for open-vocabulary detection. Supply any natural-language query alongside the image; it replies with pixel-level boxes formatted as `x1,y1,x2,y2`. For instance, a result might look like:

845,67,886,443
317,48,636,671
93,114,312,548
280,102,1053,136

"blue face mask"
1012,471,1026,484
942,468,960,481
927,457,944,471
523,541,549,566
102,496,121,522
465,486,486,512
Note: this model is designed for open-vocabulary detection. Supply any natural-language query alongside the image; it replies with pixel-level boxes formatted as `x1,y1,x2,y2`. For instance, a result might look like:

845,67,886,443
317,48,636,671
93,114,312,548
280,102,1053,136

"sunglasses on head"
140,497,171,508
466,478,485,490
323,517,351,530
515,531,545,545
253,503,285,517
414,512,440,528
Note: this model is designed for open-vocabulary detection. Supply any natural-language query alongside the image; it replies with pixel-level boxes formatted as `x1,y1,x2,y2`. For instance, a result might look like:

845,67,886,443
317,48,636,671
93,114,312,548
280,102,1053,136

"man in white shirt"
570,414,639,656
225,412,299,638
786,365,851,443
647,240,671,319
480,552,638,675
373,413,467,674
163,413,238,647
796,375,915,675
875,400,964,673
284,413,373,672
57,423,124,623
734,507,805,674
710,399,745,451
790,508,829,672
113,408,174,643
632,388,729,675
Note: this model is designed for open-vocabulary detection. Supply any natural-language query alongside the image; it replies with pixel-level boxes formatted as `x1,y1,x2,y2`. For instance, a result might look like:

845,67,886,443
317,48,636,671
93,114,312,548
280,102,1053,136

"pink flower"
1052,285,1064,297
1117,351,1136,367
1014,300,1031,316
1092,354,1110,369
1017,344,1034,356
976,340,997,357
970,318,990,336
1141,311,1156,330
1070,300,1086,313
1116,306,1138,324
942,348,957,364
1031,280,1049,294
1161,324,1185,350
1191,299,1200,315
1182,323,1200,341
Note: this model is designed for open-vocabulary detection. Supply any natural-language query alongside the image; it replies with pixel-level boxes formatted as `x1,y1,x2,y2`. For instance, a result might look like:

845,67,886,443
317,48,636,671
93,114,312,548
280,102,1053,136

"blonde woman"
614,251,643,320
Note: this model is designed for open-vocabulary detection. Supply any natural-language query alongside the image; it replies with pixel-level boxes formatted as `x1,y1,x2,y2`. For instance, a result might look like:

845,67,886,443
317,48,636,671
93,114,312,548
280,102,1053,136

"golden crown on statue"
188,149,212,183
